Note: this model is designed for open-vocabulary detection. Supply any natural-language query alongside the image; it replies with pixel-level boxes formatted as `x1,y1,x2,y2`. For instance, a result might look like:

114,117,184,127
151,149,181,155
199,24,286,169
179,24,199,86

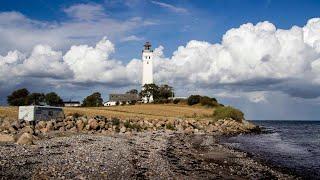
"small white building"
18,105,64,122
63,101,81,107
104,101,117,106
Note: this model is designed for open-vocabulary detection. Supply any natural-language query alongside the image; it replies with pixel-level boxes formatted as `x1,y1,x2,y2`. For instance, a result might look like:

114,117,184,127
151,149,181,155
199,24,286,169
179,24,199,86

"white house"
63,101,81,107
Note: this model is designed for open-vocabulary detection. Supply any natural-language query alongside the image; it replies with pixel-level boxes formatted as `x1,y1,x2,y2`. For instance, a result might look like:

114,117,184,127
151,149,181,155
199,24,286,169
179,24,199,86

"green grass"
212,106,244,122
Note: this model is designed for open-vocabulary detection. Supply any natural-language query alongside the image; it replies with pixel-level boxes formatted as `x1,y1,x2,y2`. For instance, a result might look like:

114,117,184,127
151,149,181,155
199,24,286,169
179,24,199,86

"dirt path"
0,132,297,179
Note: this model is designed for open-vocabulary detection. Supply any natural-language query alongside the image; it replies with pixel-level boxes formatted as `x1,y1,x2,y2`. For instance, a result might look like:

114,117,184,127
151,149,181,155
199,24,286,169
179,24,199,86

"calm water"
222,121,320,179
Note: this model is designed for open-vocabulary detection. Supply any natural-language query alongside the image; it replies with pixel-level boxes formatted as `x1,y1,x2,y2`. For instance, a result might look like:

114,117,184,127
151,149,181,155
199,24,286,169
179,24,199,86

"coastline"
0,131,298,179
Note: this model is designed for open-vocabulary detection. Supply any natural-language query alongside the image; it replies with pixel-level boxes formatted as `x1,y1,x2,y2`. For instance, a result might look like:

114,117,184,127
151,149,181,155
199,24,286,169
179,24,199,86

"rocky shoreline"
0,116,299,179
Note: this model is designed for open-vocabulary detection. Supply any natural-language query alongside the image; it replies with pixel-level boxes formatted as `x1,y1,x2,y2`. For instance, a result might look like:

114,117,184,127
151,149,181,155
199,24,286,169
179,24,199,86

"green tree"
187,95,201,106
7,88,30,106
45,92,63,106
27,93,45,105
82,92,103,107
159,84,174,99
126,89,138,94
140,83,160,102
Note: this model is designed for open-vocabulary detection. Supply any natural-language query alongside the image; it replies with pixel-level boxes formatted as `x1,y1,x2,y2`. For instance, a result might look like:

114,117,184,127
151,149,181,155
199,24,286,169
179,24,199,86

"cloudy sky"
1,0,320,120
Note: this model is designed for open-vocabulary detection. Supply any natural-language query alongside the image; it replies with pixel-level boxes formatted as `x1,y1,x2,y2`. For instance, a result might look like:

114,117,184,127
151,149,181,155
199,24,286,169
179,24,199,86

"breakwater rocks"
0,115,259,144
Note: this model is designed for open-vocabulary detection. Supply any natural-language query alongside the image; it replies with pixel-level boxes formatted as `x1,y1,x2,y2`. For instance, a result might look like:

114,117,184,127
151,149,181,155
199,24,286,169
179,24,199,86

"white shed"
18,106,64,122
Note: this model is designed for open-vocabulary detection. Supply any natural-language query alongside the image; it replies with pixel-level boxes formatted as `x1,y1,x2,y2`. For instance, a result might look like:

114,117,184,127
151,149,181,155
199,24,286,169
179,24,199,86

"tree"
126,89,138,94
187,95,201,106
45,92,63,106
140,83,160,102
82,92,103,107
27,93,45,105
159,84,174,99
7,88,30,106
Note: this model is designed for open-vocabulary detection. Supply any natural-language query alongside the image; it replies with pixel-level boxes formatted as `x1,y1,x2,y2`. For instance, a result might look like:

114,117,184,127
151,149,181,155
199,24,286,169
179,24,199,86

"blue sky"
0,0,320,120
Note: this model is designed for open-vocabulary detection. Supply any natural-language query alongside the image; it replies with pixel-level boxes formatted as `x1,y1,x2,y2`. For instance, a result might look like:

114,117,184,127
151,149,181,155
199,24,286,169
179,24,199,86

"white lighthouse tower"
142,42,154,103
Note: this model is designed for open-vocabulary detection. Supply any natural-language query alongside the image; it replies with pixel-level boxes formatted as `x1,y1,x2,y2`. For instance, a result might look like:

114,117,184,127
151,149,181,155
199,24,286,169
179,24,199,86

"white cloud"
0,4,154,54
149,18,320,99
63,3,106,21
151,1,188,14
63,37,129,84
1,17,320,101
121,35,144,42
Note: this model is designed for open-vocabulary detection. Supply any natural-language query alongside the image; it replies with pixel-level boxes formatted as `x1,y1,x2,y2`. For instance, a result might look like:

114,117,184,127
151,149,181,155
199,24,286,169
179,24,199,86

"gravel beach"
0,131,297,179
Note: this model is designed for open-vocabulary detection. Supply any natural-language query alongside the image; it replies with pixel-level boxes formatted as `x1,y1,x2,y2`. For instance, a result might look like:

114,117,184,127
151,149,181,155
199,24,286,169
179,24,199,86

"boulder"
98,121,106,129
36,121,47,130
70,127,77,132
59,127,65,132
21,126,34,134
76,120,85,131
16,133,33,145
0,119,11,131
46,121,54,131
11,120,22,130
65,121,75,129
0,134,15,142
54,122,64,130
88,119,99,130
120,127,126,133
40,127,49,134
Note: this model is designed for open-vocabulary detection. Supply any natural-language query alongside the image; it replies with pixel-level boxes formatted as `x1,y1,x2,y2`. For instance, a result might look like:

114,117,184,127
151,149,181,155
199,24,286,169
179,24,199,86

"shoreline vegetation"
0,104,298,179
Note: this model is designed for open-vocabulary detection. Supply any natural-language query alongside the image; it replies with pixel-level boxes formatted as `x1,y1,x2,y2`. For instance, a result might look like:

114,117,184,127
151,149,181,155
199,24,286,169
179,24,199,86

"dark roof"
63,101,81,104
109,94,140,102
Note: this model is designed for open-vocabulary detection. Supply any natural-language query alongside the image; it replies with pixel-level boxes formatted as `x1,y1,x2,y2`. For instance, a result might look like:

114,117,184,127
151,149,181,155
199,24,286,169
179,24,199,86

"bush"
213,106,244,122
200,96,218,107
71,112,83,118
111,118,120,126
166,123,175,130
173,98,180,104
187,95,201,106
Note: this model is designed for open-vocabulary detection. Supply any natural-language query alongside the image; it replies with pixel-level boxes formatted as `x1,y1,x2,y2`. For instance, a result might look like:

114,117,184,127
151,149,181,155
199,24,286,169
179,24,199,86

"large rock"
36,121,47,130
0,119,11,131
54,122,64,130
21,126,34,134
76,120,85,131
46,121,54,131
65,121,75,129
120,127,126,133
98,121,106,129
16,133,33,145
0,134,15,142
88,119,99,130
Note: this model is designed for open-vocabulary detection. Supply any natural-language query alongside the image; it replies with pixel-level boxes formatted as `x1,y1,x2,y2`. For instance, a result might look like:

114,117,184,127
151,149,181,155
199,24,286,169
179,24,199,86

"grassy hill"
0,104,214,120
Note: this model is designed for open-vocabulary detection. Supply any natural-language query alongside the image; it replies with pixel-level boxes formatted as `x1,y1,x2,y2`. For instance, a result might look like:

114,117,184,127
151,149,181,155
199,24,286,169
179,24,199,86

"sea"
222,121,320,179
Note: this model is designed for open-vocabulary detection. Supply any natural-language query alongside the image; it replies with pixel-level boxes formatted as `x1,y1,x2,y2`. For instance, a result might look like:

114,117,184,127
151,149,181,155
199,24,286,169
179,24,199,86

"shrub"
187,95,201,106
71,112,83,118
213,106,244,122
166,123,175,130
129,100,137,105
173,98,180,104
111,118,120,126
200,96,218,107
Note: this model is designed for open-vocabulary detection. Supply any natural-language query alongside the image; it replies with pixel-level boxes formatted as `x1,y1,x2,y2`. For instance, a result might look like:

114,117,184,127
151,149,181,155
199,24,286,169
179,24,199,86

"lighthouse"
142,42,154,103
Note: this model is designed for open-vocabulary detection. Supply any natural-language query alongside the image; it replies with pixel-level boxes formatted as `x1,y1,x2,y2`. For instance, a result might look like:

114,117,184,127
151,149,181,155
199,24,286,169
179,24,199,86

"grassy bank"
0,104,214,120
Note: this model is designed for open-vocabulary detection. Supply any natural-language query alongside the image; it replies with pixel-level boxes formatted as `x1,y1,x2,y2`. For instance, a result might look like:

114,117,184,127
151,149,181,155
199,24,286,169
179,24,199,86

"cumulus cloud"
1,17,320,103
149,18,320,99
